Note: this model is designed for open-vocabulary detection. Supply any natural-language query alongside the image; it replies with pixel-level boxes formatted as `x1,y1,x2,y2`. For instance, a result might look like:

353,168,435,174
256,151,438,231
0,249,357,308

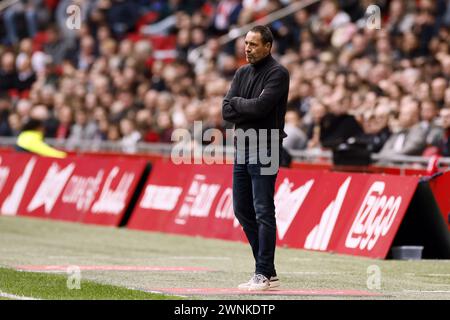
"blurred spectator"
319,95,364,149
156,112,174,143
3,0,43,45
0,52,17,93
420,100,444,147
283,109,307,150
55,105,73,140
311,0,351,44
119,117,141,153
379,99,427,157
107,123,121,141
238,0,269,26
385,0,415,36
101,0,140,38
304,99,327,150
358,104,392,153
43,25,76,65
67,109,98,149
0,96,13,136
135,108,156,142
431,77,448,109
439,108,450,156
212,0,242,35
8,112,22,137
202,104,226,145
16,98,32,120
16,54,36,92
74,36,97,71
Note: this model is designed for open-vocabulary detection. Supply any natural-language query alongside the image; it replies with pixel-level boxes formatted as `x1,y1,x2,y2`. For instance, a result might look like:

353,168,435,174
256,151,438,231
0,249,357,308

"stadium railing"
0,136,449,170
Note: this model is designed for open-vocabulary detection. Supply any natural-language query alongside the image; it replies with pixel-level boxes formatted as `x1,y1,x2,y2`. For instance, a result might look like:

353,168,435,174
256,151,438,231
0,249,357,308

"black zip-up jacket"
222,54,290,147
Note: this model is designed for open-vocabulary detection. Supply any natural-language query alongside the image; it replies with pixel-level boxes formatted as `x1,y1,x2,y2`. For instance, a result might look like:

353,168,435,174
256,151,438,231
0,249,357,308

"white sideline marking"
0,291,41,300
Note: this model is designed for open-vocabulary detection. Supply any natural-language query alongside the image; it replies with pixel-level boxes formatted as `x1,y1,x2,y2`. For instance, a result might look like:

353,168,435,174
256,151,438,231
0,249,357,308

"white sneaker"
238,274,273,291
238,275,280,290
268,275,280,288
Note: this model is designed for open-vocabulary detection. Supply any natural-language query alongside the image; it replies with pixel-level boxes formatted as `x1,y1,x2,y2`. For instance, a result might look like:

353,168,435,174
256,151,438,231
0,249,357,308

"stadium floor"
0,216,449,300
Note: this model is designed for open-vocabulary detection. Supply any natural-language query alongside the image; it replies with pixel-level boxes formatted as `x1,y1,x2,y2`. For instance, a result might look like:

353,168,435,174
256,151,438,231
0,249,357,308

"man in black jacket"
222,25,289,291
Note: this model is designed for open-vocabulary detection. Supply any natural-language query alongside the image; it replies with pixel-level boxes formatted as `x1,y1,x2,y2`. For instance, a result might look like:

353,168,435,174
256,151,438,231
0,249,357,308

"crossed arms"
222,68,289,124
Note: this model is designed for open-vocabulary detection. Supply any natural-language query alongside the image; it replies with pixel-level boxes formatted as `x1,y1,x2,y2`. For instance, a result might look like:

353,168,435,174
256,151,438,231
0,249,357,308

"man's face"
285,111,300,126
244,31,271,64
441,108,450,129
399,102,419,129
432,78,447,100
421,101,437,122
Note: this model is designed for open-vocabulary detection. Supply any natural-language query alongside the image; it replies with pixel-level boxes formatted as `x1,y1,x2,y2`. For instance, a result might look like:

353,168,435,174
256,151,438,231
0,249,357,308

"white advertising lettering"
140,185,183,211
214,188,240,228
345,182,402,251
175,175,220,225
304,177,351,251
0,157,10,194
27,163,75,213
91,167,135,215
61,170,104,211
275,178,314,240
1,157,36,216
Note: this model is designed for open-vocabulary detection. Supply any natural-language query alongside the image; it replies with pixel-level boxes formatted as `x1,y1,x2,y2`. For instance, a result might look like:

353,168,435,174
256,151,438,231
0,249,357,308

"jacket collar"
251,54,273,70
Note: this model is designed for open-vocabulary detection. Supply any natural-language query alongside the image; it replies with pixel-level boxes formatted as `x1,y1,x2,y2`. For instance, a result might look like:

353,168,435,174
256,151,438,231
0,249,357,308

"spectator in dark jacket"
439,108,450,157
380,99,427,157
358,104,392,153
320,95,364,149
16,55,36,92
0,96,12,136
0,52,18,94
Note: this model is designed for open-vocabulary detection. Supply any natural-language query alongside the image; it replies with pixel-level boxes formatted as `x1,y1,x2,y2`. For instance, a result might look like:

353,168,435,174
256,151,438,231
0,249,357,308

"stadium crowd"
0,0,449,158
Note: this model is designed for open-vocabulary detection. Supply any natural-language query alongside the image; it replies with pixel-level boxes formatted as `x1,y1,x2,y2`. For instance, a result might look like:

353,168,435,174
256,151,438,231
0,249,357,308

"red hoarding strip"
0,152,147,227
128,160,419,259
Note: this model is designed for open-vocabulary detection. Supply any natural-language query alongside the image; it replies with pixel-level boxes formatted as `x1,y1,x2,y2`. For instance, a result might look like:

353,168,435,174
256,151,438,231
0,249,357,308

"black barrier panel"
390,180,450,259
119,162,152,227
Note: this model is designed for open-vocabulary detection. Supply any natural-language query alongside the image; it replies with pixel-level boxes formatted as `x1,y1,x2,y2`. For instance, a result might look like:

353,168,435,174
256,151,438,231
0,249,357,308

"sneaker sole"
247,285,270,291
238,281,280,290
269,280,280,289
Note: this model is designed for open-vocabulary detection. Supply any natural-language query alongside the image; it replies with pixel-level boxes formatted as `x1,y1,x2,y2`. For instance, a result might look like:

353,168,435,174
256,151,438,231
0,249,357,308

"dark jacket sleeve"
222,70,243,124
230,68,289,120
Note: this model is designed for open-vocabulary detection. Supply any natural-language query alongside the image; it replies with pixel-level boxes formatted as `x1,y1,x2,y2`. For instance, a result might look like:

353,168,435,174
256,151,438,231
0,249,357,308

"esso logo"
345,182,402,251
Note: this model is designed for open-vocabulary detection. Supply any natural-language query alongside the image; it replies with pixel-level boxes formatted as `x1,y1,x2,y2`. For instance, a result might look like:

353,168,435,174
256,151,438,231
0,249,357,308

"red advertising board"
429,171,450,230
128,160,419,259
127,161,246,241
0,153,146,226
0,153,34,217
